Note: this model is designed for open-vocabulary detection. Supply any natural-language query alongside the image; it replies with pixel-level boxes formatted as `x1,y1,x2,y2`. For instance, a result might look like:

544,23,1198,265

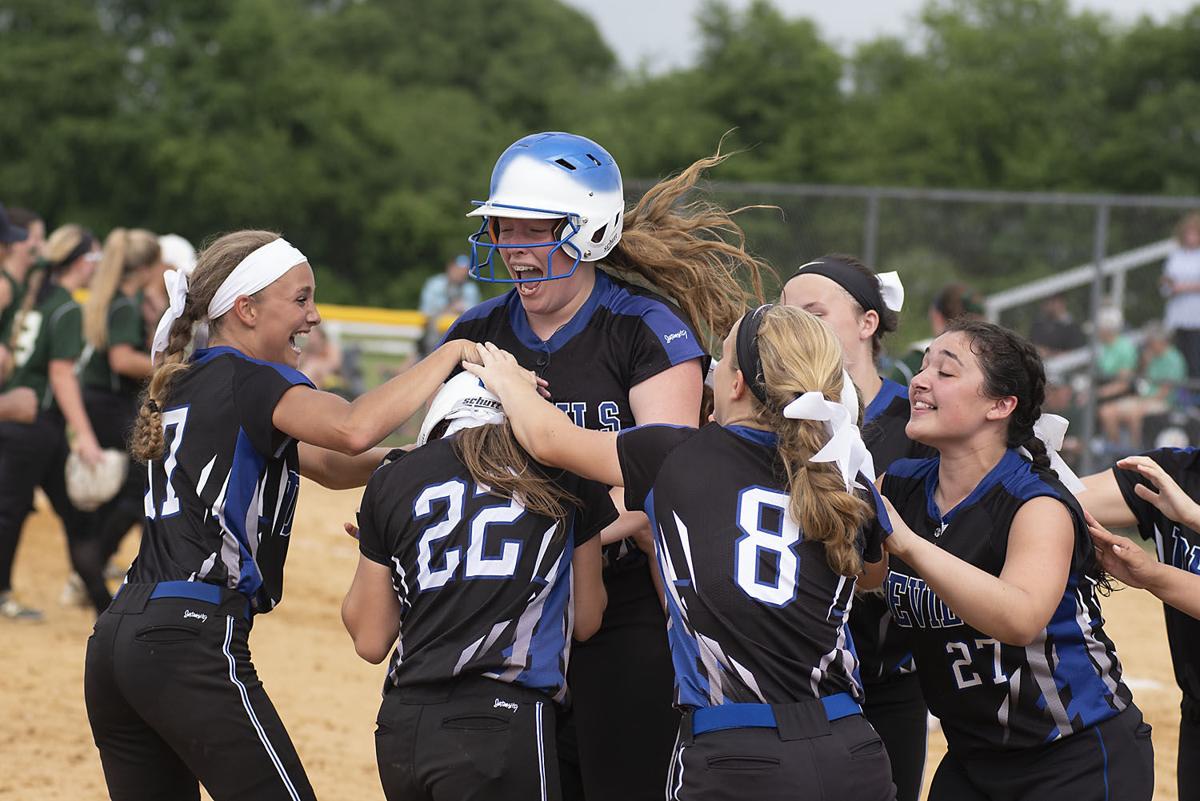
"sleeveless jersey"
126,346,313,615
1112,447,1200,700
9,283,82,409
81,290,147,398
445,268,705,565
617,423,886,709
882,451,1133,756
355,437,616,702
853,377,937,684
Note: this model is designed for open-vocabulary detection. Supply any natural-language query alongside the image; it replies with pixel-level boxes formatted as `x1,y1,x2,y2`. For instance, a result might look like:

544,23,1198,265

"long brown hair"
733,305,873,577
85,228,160,350
452,421,580,535
131,229,279,462
603,147,773,353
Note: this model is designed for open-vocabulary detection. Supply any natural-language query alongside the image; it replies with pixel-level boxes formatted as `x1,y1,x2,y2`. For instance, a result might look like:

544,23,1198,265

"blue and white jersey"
127,346,313,614
1112,446,1200,701
355,436,616,702
617,423,886,709
445,268,705,568
882,450,1133,756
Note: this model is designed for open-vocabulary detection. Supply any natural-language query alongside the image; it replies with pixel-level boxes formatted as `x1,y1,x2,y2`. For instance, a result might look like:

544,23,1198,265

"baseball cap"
0,204,29,244
416,372,506,446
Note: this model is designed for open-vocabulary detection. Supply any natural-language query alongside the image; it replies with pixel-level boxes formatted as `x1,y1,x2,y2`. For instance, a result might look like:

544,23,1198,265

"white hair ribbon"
207,238,308,320
782,371,876,493
876,271,905,312
151,268,190,364
1019,413,1086,493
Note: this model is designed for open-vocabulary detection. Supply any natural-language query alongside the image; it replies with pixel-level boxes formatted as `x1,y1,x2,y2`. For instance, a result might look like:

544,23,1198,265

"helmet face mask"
466,132,623,285
468,208,583,283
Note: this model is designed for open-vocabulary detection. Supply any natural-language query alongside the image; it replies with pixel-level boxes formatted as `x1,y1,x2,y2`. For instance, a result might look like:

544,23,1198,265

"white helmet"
416,372,506,447
467,132,624,283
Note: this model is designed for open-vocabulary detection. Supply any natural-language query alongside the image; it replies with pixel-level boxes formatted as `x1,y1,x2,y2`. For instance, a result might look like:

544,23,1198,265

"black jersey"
126,346,313,615
1112,447,1200,700
617,422,886,710
853,377,937,684
356,437,617,702
445,268,705,565
882,451,1133,757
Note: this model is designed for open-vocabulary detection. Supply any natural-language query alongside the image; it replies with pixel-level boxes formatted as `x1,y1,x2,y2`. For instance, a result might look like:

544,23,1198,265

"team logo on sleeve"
664,329,689,344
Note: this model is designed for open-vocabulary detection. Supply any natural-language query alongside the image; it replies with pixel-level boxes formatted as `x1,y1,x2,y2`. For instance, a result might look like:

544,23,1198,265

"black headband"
793,258,884,316
52,232,96,271
735,304,772,406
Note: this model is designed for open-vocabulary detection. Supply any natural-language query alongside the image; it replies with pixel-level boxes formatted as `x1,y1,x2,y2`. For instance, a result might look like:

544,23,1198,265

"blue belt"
115,580,250,619
691,693,862,736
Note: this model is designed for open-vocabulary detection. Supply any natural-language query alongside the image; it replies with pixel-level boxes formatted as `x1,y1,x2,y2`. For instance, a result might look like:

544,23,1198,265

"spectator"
1098,323,1188,450
890,281,984,384
1163,212,1200,378
1095,305,1138,401
1028,293,1087,357
298,325,343,391
418,254,479,356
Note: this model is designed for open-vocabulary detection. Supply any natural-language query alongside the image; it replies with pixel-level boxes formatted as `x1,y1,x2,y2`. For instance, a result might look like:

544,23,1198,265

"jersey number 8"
734,487,800,606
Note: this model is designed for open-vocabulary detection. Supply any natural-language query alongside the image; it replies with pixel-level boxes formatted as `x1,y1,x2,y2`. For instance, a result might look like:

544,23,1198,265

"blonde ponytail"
85,228,160,350
131,229,279,462
741,305,872,577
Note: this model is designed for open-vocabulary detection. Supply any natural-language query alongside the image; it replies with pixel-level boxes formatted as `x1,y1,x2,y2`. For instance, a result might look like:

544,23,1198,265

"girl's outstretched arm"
464,342,622,487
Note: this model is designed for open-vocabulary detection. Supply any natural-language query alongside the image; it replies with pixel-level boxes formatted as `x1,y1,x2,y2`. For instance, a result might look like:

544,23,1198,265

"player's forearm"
1144,562,1200,620
299,444,390,490
49,360,97,445
889,535,1051,646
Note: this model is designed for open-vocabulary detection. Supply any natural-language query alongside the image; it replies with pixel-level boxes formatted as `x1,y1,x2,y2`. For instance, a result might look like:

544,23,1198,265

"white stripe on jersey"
1023,634,1074,739
1075,583,1128,712
673,512,699,592
196,455,217,496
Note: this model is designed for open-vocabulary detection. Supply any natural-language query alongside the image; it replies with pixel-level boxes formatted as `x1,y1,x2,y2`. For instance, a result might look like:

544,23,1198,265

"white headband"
782,370,876,493
150,238,307,364
208,238,307,320
877,271,905,313
1019,413,1086,493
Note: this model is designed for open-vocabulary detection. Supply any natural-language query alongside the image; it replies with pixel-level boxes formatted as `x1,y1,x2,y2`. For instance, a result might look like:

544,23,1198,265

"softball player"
1081,449,1200,800
79,228,159,573
781,255,933,801
464,304,898,801
343,372,615,801
879,320,1153,801
83,229,480,801
447,131,766,800
0,224,108,618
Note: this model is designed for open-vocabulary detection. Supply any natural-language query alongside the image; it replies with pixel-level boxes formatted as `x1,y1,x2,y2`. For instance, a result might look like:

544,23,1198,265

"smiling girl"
84,229,480,801
878,320,1152,801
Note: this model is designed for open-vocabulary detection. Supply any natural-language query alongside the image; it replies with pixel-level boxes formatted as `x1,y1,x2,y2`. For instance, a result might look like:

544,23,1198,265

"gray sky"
561,0,1197,73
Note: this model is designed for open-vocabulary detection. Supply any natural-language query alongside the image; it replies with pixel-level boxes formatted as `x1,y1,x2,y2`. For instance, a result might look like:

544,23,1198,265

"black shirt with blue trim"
355,436,616,703
853,377,937,685
882,451,1133,756
617,422,886,710
445,268,705,567
127,346,313,615
1112,446,1200,701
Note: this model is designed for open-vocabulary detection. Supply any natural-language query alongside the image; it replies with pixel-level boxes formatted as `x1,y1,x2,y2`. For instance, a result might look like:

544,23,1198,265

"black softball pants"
375,676,558,801
666,704,896,801
0,411,109,611
927,705,1154,801
561,562,679,801
863,672,928,801
85,581,316,801
1179,695,1200,801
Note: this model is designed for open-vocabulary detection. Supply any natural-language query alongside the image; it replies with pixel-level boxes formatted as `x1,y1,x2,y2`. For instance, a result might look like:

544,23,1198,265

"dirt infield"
0,483,1183,800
